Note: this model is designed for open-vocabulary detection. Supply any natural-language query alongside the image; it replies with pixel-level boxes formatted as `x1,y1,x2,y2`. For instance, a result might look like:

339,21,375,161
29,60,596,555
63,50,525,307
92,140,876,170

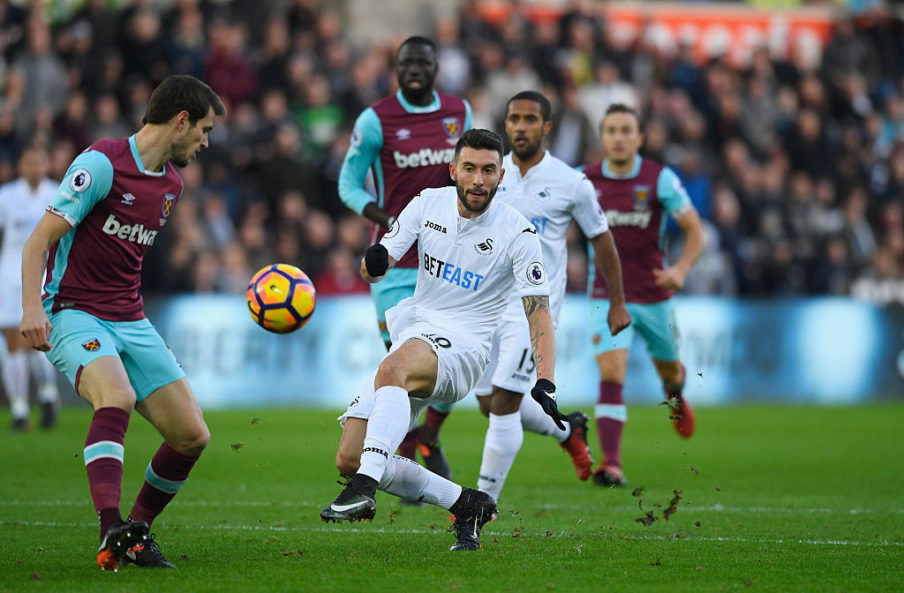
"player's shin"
378,454,463,508
357,386,410,482
84,407,131,538
129,443,200,526
477,412,523,501
596,382,626,467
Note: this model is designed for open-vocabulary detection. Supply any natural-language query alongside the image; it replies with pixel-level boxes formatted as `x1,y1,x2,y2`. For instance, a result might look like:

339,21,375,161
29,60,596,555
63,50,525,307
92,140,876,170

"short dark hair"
454,129,504,161
506,90,552,122
398,35,436,55
142,75,226,125
601,103,643,132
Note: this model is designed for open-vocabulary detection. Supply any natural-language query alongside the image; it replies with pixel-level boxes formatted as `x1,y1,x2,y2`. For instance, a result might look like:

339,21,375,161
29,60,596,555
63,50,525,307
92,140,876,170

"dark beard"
456,184,497,213
512,140,541,163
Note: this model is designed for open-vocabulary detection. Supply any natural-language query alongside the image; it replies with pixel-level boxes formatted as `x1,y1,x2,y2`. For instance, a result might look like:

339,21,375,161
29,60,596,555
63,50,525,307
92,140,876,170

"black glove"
364,243,389,277
531,378,567,431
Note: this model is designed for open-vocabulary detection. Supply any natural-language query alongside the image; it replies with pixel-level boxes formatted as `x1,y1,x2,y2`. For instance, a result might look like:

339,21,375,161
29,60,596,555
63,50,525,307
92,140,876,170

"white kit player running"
320,129,566,552
475,92,631,502
0,145,61,430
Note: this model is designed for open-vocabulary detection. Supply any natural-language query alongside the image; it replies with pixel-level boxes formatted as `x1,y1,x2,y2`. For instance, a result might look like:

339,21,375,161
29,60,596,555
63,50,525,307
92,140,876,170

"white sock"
29,351,59,404
357,386,410,482
477,412,523,501
378,454,463,509
3,350,29,419
520,393,569,442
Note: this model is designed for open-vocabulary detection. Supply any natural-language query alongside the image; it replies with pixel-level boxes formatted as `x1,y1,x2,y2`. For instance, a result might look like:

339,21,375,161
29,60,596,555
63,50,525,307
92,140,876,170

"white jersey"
0,177,57,280
495,151,608,322
380,185,549,349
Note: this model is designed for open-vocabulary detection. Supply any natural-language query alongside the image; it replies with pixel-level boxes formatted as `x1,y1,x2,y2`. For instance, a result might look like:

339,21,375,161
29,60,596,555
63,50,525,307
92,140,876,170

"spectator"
204,19,257,107
314,247,370,295
13,18,66,136
0,2,898,299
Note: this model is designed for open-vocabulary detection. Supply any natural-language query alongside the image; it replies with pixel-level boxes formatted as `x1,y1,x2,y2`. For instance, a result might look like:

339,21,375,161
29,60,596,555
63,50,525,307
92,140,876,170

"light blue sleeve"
338,108,383,215
49,151,114,226
657,166,694,219
463,99,473,131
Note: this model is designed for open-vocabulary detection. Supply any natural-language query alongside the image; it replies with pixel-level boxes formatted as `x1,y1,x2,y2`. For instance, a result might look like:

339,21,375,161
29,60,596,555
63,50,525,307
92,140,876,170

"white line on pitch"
2,499,902,515
2,520,901,548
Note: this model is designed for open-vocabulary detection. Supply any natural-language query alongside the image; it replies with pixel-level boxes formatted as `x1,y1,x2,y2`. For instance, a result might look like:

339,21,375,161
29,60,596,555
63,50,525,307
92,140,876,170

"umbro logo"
396,128,411,140
121,193,136,206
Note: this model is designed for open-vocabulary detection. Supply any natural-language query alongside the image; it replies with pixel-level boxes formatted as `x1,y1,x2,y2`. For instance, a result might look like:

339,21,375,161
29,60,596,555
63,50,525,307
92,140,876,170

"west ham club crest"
162,193,176,217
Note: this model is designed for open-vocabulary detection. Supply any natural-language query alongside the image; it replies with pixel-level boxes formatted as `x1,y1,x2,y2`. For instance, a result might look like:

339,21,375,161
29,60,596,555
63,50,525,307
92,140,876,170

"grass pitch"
0,403,901,593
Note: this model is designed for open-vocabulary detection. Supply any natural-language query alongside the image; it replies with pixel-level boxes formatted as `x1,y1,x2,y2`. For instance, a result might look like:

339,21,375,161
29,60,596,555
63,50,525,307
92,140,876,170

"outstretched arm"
589,231,631,336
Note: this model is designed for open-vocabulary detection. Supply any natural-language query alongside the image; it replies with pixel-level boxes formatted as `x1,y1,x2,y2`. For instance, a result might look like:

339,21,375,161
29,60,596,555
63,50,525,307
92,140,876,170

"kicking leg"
322,339,436,522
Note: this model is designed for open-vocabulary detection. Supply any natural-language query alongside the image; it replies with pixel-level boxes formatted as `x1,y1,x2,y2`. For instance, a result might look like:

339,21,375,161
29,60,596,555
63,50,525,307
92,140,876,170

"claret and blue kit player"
18,74,226,571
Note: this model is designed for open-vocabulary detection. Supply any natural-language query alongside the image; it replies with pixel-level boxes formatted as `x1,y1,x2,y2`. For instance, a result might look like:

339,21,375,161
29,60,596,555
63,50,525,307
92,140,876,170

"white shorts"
340,320,489,431
0,272,22,328
473,314,535,397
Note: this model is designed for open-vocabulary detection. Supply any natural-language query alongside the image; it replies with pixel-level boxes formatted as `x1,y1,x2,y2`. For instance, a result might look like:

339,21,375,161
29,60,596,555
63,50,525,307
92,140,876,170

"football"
246,263,316,333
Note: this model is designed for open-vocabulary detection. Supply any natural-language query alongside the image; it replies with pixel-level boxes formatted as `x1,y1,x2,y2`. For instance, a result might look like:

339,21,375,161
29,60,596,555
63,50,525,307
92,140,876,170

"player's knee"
374,358,406,388
490,390,521,415
596,359,625,383
173,424,210,456
335,449,360,476
477,395,491,418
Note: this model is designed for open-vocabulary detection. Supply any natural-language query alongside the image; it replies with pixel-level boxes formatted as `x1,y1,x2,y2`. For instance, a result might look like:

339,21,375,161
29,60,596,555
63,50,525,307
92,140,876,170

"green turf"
0,403,901,593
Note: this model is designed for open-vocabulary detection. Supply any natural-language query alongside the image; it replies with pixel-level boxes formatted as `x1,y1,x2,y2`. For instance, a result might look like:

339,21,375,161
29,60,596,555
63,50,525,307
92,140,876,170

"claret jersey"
495,151,608,323
584,156,693,303
380,186,549,347
339,90,472,269
43,136,183,321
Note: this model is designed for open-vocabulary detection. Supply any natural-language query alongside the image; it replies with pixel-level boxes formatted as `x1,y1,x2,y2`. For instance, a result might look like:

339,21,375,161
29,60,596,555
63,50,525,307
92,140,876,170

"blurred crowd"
0,0,902,303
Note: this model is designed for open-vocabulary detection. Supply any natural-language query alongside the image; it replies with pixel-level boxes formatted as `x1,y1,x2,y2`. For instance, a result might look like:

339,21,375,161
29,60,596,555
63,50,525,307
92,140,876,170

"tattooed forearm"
522,295,550,318
530,327,547,368
524,295,552,375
